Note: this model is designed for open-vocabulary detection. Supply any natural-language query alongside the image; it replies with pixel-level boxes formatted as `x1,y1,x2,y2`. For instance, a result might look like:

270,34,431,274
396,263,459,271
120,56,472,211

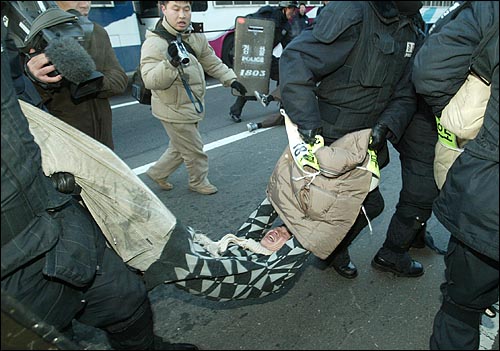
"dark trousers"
230,95,255,117
326,188,385,266
394,155,438,221
230,59,279,118
430,236,499,350
378,110,439,265
393,110,438,222
1,206,153,349
377,154,439,266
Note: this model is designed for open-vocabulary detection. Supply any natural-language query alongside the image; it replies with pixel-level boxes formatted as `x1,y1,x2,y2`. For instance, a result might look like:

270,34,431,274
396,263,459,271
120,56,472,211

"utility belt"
435,115,463,152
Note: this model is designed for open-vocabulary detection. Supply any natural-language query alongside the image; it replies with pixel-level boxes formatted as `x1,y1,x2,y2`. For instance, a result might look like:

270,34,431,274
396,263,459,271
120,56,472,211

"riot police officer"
279,1,425,278
229,1,298,123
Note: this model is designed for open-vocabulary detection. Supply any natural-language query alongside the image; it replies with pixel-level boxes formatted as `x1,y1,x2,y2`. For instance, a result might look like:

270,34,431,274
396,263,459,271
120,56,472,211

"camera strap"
180,73,204,113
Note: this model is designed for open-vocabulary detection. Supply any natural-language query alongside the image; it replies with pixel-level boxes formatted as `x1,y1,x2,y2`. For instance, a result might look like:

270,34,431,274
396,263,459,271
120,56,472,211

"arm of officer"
279,2,362,133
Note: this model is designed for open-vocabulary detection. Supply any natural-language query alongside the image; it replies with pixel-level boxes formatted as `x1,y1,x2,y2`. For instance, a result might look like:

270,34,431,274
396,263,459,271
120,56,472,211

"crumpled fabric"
19,99,175,271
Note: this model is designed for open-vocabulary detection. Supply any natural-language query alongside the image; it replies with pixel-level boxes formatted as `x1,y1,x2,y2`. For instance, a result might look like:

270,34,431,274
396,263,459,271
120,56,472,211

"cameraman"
141,1,246,195
25,1,127,150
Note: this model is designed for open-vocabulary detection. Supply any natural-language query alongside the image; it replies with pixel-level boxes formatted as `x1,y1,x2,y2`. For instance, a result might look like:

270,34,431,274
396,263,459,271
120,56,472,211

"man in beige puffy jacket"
141,1,246,194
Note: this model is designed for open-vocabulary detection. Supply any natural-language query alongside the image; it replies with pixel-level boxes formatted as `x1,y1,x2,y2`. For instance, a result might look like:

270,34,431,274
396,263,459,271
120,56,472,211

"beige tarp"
19,100,175,271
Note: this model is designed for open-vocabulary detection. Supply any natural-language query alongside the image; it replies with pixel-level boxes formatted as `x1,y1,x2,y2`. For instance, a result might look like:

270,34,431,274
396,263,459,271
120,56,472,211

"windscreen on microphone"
44,36,96,84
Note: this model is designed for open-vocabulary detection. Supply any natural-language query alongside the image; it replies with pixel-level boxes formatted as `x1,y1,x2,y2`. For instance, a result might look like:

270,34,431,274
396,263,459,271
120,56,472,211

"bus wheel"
222,33,235,69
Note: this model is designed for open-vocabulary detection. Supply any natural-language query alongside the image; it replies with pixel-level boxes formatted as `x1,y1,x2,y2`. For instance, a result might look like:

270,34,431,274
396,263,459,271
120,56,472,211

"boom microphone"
44,36,96,84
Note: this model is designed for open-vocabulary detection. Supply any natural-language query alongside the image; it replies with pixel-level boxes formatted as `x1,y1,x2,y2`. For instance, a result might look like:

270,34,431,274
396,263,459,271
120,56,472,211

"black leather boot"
371,253,423,277
324,190,385,279
372,214,424,277
329,249,358,279
323,224,362,279
229,96,247,123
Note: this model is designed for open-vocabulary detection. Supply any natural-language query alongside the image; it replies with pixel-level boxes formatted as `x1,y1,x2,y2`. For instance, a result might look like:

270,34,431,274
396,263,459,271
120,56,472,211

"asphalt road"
72,79,498,350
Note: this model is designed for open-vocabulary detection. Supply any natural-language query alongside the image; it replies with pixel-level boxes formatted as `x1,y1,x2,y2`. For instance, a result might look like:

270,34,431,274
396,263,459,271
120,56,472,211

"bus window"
133,1,208,17
192,2,208,12
133,1,159,18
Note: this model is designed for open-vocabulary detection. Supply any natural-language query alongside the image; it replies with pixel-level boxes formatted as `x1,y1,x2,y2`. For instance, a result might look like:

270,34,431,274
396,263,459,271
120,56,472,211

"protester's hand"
26,49,62,84
298,127,322,146
231,81,247,96
167,42,181,67
369,122,390,151
50,172,81,194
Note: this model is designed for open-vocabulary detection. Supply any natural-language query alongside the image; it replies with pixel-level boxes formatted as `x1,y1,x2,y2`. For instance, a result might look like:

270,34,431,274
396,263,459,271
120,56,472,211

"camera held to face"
5,2,103,103
172,38,190,67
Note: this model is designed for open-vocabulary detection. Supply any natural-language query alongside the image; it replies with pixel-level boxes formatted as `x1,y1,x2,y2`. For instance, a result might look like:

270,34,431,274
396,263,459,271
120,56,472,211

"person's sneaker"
189,183,218,195
230,113,241,123
254,90,271,107
247,122,259,132
146,172,173,191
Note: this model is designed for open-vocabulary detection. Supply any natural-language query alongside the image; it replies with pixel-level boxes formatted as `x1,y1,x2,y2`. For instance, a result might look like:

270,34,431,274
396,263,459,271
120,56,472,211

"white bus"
131,1,321,68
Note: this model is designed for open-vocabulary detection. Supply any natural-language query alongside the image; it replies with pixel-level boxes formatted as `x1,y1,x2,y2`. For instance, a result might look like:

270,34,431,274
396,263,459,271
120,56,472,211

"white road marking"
111,84,223,109
131,127,273,176
112,83,272,176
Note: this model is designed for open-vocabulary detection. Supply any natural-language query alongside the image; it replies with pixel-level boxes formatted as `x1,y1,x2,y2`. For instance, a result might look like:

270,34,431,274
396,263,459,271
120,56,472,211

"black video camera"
3,1,103,102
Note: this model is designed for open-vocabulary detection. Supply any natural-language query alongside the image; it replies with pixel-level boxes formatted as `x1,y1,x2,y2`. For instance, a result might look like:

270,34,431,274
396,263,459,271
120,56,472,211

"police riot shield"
1,290,84,350
233,16,275,97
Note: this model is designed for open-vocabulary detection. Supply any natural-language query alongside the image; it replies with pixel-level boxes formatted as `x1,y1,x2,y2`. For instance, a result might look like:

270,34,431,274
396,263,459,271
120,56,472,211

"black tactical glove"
167,42,181,67
298,127,322,146
50,172,81,195
231,81,247,96
369,122,390,151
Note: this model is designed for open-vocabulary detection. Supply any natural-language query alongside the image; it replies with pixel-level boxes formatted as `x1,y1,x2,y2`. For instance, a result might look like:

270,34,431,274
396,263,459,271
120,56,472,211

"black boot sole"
333,267,358,279
332,263,358,279
371,258,424,278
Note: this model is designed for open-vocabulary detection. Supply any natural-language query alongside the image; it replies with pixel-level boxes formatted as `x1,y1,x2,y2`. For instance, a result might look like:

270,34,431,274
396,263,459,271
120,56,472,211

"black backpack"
131,64,151,105
132,20,197,105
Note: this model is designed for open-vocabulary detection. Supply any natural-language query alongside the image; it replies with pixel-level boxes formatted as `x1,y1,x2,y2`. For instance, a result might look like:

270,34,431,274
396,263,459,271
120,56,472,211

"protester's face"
261,226,292,252
162,1,192,32
285,7,297,20
56,1,91,16
299,5,306,15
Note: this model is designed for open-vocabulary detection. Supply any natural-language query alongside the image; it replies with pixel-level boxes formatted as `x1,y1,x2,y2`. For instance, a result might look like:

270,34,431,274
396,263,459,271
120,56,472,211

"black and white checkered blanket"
144,198,310,301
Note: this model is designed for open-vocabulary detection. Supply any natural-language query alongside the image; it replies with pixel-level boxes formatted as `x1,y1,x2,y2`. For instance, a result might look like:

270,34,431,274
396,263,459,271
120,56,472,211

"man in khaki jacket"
141,1,246,195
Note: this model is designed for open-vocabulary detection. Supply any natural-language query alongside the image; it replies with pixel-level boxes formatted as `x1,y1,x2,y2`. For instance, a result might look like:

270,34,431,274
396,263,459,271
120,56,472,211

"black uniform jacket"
280,1,423,167
413,1,499,261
